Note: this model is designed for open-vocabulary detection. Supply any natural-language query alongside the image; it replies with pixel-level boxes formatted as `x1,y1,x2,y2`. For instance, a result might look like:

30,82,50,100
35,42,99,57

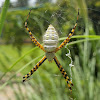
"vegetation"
0,0,100,100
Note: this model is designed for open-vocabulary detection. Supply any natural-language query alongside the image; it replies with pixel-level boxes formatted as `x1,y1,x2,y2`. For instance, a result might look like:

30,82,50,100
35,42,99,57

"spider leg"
25,9,45,52
55,9,79,52
23,56,47,82
54,56,73,91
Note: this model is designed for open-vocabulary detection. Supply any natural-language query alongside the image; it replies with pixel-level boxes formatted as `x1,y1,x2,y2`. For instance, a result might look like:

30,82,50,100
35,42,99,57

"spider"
23,8,79,92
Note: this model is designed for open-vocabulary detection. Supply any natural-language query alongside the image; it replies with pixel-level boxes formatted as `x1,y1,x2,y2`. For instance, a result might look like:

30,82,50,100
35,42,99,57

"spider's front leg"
54,56,73,91
23,56,47,82
55,9,79,52
25,9,45,52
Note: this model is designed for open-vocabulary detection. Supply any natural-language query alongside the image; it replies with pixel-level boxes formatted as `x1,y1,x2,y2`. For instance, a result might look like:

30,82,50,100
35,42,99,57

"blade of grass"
10,83,21,100
59,35,100,41
73,56,84,99
0,54,44,90
0,0,10,35
67,38,100,45
36,71,49,100
0,46,38,80
88,58,95,100
76,0,89,71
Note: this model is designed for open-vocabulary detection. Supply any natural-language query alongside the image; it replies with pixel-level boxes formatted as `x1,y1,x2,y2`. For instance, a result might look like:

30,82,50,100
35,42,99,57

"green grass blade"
0,46,38,80
0,54,44,90
0,0,10,35
59,35,100,41
67,38,100,46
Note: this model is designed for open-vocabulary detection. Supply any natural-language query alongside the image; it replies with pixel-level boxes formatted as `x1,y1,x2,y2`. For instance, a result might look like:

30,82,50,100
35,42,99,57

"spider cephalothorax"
23,8,79,92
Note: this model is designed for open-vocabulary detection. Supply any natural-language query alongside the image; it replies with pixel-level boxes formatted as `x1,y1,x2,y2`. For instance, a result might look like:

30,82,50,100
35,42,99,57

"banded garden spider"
23,8,79,92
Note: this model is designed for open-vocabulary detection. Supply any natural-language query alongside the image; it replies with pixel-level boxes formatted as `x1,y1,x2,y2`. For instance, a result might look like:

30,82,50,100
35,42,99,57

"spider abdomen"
43,24,59,52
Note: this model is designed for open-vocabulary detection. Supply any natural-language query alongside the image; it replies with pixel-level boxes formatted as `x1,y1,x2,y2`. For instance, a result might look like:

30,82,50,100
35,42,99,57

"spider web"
9,0,100,78
32,1,100,79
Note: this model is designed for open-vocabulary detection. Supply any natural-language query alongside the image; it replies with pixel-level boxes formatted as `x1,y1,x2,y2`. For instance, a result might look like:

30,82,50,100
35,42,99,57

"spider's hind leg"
23,56,47,82
54,56,73,91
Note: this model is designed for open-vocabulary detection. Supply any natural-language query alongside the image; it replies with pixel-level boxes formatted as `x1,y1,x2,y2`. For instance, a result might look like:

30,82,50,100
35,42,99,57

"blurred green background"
0,0,100,100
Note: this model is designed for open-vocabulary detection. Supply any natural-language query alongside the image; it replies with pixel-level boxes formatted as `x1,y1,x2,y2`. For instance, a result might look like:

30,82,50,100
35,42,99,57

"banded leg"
55,9,79,52
25,9,45,52
54,56,73,91
23,56,47,82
